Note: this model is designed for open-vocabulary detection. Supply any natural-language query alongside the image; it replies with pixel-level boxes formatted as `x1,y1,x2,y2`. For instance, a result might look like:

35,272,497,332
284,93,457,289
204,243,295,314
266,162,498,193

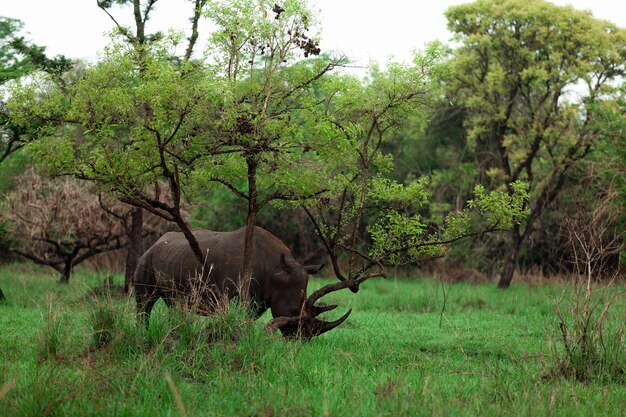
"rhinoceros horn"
265,308,352,339
266,278,358,339
303,308,352,336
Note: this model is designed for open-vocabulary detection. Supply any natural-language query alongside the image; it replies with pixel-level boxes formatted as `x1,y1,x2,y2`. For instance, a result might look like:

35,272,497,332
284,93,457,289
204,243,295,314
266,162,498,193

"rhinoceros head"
268,254,351,339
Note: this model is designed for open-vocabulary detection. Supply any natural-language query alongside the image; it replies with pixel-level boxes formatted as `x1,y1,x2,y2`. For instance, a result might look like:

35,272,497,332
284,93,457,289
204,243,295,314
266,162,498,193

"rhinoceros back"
134,227,290,295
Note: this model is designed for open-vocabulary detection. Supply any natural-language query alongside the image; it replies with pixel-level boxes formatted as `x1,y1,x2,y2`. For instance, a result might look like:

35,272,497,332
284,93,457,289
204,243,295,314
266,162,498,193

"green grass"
0,263,624,416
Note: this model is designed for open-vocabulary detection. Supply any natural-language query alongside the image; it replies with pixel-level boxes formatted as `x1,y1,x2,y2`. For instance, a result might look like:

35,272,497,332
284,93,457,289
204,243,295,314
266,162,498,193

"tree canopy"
445,0,626,287
4,0,538,299
0,16,71,163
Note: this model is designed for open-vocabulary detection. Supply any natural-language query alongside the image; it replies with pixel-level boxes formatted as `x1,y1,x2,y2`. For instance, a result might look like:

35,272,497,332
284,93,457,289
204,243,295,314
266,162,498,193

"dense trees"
2,0,623,290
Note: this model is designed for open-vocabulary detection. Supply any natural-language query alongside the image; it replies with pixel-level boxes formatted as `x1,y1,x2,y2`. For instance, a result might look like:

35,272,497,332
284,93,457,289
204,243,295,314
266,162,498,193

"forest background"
0,0,624,290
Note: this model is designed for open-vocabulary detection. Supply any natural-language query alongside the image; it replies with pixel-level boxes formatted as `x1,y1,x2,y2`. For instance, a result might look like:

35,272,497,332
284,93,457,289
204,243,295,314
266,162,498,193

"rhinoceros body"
134,226,348,337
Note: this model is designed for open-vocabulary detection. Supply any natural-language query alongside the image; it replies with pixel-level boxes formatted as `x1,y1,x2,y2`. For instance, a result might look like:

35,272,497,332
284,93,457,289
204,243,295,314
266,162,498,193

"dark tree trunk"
124,207,143,294
498,227,524,289
242,208,256,302
0,288,5,301
241,156,259,303
59,257,73,284
497,170,570,288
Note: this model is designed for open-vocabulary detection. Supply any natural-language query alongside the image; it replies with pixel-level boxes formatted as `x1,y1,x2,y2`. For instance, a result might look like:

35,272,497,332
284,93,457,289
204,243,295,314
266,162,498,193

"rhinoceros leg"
135,282,159,325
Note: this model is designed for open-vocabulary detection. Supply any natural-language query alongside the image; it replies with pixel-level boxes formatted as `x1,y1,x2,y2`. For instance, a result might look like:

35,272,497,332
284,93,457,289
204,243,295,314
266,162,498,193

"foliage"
20,40,215,191
367,181,529,266
97,0,207,60
0,17,70,83
6,33,214,269
191,0,351,291
0,1,209,294
467,181,529,230
0,17,30,84
300,43,528,294
0,17,71,164
445,0,626,287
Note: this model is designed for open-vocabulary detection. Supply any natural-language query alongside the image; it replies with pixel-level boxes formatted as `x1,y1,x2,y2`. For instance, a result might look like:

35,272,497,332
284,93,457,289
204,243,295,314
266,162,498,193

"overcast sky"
3,0,626,69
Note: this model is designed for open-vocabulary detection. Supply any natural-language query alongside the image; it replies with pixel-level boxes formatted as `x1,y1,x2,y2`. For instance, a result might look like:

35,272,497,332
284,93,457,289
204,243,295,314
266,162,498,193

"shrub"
547,281,625,383
545,199,625,383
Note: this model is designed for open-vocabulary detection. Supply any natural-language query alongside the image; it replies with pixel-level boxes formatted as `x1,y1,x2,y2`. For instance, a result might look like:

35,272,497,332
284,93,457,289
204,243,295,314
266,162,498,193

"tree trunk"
241,210,256,303
498,228,524,289
124,207,143,294
0,288,5,301
59,257,73,284
241,155,259,303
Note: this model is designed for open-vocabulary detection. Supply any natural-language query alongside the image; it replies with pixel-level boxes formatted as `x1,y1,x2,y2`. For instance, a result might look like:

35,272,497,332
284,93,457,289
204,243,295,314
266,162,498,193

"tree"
5,1,208,289
193,0,345,298
299,45,529,299
445,0,626,287
2,171,130,282
97,0,207,62
95,0,208,288
7,0,345,301
0,16,71,163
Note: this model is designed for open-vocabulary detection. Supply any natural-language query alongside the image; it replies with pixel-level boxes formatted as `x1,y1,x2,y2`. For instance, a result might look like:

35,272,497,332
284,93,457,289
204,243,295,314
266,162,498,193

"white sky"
2,0,626,69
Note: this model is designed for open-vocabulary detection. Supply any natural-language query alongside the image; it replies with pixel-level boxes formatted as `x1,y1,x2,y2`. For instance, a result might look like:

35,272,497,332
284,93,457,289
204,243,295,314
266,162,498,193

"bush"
545,200,626,383
547,280,625,383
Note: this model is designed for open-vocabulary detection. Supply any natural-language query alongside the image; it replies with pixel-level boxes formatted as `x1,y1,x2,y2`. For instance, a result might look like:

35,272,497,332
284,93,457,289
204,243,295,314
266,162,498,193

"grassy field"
0,263,624,417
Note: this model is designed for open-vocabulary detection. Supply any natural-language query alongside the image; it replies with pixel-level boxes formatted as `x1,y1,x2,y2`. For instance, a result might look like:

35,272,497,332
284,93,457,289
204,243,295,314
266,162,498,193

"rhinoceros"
134,226,350,338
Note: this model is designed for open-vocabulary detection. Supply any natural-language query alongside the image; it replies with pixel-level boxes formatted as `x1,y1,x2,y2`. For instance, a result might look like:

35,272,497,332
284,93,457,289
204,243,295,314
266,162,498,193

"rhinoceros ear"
304,263,325,275
280,253,294,272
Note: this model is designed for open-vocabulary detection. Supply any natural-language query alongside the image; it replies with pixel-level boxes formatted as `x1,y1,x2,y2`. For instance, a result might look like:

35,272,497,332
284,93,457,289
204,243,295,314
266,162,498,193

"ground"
0,263,624,416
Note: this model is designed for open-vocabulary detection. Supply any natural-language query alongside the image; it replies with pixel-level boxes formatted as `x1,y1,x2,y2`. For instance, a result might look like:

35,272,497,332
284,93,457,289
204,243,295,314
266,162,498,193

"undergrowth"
544,201,626,383
545,278,625,383
0,265,624,416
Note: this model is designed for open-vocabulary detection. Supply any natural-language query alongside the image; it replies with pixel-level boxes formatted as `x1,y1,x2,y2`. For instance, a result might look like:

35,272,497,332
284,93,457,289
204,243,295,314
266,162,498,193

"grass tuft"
545,279,625,383
36,296,66,362
89,300,118,348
